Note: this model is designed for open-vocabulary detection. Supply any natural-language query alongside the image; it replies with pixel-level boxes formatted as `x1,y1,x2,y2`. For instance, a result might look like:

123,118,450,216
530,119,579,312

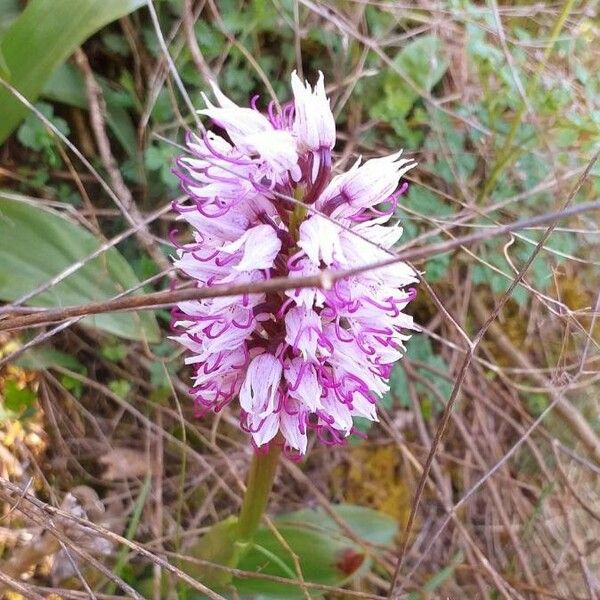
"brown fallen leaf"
99,447,154,481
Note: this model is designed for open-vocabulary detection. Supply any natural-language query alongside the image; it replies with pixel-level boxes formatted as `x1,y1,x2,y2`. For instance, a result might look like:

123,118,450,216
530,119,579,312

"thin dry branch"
0,480,227,600
73,50,172,275
388,148,600,598
1,196,600,334
471,294,600,463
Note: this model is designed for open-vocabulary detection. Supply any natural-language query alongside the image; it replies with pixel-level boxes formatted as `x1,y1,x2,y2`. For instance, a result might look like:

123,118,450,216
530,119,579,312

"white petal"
284,359,322,412
350,394,379,422
221,225,282,271
280,410,307,454
240,130,299,177
285,257,326,309
252,413,280,448
321,390,353,434
199,86,273,145
291,70,336,151
298,216,345,266
239,353,283,416
319,152,417,216
285,307,321,361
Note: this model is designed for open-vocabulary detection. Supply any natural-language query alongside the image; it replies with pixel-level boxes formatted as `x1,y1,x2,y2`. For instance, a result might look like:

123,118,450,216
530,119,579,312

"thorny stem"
236,441,282,542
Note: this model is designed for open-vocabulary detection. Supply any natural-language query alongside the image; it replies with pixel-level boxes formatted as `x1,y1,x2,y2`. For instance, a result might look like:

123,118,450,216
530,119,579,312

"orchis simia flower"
171,72,418,456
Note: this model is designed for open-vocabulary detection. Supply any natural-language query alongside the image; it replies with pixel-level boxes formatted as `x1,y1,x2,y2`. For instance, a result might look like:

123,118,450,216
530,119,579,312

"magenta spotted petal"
172,72,418,454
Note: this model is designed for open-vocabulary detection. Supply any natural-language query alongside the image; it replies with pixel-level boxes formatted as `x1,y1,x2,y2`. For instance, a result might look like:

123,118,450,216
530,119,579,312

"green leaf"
526,393,549,417
42,64,139,159
60,374,83,399
145,141,179,186
0,196,160,342
277,504,398,546
101,343,128,362
40,63,88,108
15,347,85,372
406,336,453,411
384,336,453,419
233,504,397,598
3,380,36,412
393,35,449,98
186,517,243,589
0,0,147,144
16,101,70,167
108,379,132,399
370,35,449,135
235,529,361,598
402,185,453,218
0,46,9,79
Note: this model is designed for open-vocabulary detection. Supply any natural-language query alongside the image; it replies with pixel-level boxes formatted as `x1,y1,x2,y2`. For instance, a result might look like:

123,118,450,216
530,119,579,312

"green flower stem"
236,440,282,542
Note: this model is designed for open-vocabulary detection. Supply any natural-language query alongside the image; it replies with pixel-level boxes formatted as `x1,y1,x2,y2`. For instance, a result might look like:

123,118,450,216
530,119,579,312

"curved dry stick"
2,195,600,333
387,149,600,598
0,570,47,600
0,480,226,600
73,49,172,275
470,294,600,463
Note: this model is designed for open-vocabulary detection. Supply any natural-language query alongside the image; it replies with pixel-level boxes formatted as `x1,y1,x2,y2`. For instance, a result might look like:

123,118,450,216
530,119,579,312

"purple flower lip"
171,72,418,455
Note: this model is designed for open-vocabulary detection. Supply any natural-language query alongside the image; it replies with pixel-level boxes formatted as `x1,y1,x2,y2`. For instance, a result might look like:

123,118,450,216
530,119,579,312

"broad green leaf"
391,35,449,101
235,528,363,598
15,347,86,372
40,63,87,108
370,35,449,136
277,504,397,546
0,196,159,342
3,380,36,412
0,0,147,144
187,517,244,589
42,64,138,159
0,47,9,79
233,504,397,599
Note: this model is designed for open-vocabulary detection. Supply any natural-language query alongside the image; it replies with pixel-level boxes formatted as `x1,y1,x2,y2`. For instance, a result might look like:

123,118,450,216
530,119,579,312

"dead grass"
1,1,599,598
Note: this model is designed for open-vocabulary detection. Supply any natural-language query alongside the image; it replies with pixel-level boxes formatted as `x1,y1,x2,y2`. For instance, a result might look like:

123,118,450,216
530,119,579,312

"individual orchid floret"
172,72,418,455
317,152,416,219
291,70,336,154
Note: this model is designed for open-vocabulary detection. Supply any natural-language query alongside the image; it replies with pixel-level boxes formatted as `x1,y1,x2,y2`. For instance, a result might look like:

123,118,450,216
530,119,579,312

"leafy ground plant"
0,1,599,599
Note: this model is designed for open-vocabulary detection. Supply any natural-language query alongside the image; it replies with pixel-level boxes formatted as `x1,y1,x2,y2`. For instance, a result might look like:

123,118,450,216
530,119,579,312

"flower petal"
298,215,345,266
239,353,283,416
221,224,282,271
291,70,336,152
280,409,307,454
284,358,322,412
285,306,321,361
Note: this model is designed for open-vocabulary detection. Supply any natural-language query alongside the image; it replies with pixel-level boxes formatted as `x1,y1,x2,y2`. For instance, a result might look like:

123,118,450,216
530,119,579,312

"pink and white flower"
172,72,418,455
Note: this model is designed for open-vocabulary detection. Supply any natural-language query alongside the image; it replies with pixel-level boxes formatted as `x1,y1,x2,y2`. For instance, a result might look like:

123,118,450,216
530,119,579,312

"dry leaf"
99,447,153,480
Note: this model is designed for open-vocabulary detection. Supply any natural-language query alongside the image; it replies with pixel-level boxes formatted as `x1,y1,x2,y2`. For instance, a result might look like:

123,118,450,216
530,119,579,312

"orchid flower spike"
172,72,418,456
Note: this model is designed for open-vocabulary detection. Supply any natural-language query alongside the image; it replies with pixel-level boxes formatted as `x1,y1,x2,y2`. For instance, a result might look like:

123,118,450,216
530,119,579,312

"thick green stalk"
236,442,282,542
